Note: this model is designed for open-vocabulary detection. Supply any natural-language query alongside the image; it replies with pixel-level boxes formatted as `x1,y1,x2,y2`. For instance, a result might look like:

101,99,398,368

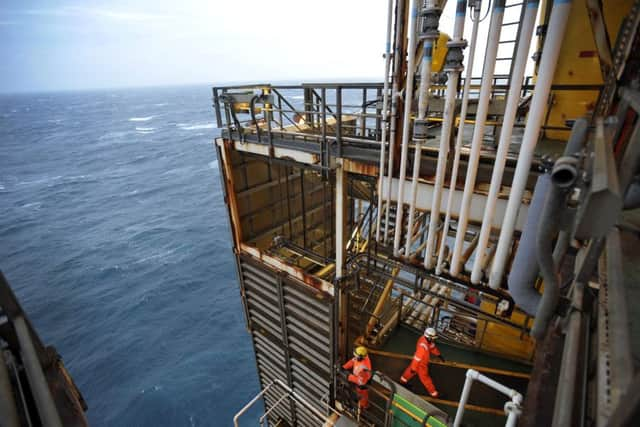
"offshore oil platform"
214,0,640,425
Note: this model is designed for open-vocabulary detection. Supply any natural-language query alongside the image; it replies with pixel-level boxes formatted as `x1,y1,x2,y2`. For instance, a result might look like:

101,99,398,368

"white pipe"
376,0,396,242
470,0,540,284
489,0,574,288
424,73,461,268
449,0,506,277
424,0,467,268
435,3,481,275
383,0,407,244
393,0,420,255
453,369,523,427
405,41,434,256
233,382,275,427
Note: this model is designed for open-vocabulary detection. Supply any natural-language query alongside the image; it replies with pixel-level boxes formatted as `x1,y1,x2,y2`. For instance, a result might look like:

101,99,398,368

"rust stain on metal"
240,243,334,296
343,158,379,177
220,140,243,248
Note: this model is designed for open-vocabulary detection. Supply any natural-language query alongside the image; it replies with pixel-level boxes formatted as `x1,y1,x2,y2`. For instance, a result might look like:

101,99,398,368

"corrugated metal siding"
239,255,334,426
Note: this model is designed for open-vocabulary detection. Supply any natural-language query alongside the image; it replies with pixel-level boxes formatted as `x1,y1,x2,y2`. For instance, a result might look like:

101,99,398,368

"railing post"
336,86,343,157
376,86,382,141
321,88,328,178
212,87,222,128
360,88,367,137
222,89,234,140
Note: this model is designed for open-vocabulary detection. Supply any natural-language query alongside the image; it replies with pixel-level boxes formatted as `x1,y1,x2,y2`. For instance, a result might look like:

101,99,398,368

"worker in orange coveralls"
400,327,444,397
342,346,372,409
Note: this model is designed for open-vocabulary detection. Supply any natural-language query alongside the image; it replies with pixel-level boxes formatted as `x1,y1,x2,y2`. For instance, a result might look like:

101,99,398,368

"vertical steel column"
393,0,420,255
336,159,345,279
490,0,575,288
335,157,348,363
300,171,307,249
449,0,506,276
470,0,540,284
436,1,482,275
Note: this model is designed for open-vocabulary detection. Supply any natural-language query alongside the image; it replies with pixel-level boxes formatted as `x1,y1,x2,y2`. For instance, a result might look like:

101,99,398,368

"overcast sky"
0,1,530,93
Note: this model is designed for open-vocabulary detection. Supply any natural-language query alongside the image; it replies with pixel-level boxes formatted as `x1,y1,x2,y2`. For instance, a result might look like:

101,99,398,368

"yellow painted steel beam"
366,268,400,336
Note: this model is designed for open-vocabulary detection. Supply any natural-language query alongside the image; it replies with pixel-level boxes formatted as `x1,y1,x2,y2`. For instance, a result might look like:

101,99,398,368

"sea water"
0,85,261,426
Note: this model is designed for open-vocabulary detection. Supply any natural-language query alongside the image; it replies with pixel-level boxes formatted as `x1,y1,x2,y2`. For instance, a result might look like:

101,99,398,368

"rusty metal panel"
239,255,334,426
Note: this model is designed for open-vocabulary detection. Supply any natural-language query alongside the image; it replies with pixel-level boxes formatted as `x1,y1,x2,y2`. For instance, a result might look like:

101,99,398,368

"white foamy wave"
21,202,42,210
18,175,63,187
129,116,153,122
291,95,304,100
178,123,215,131
0,184,5,190
133,248,177,264
154,103,168,107
208,160,218,169
136,127,155,134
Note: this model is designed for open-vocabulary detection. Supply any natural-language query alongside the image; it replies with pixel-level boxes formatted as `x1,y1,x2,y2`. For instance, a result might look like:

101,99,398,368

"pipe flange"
413,119,430,139
420,7,443,17
504,401,522,417
446,39,468,49
444,46,465,72
419,30,441,41
420,7,442,35
551,156,580,189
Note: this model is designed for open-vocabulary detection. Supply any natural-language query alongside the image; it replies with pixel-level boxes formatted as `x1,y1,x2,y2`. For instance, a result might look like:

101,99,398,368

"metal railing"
213,83,385,169
233,378,339,427
347,254,534,362
212,79,603,160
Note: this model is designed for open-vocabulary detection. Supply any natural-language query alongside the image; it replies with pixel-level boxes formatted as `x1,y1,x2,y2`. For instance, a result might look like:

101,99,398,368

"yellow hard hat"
353,346,368,358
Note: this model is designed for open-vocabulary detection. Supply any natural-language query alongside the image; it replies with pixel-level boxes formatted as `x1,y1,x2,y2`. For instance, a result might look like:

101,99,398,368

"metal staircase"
496,1,528,88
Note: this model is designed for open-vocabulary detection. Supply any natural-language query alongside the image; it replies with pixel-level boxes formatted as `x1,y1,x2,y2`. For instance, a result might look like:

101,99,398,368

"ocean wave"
154,103,168,107
208,160,218,169
129,116,153,122
136,126,155,134
21,202,42,210
132,248,177,265
178,123,215,131
18,175,63,187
